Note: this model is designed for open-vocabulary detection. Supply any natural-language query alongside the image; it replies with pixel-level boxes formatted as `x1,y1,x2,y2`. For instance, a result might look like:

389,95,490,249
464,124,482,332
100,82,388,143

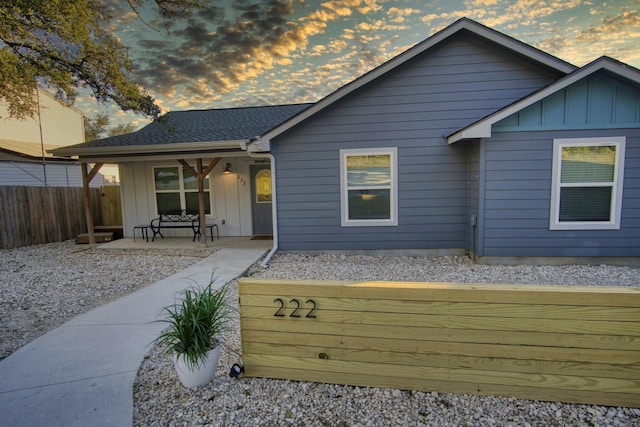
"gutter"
50,139,249,157
245,140,278,267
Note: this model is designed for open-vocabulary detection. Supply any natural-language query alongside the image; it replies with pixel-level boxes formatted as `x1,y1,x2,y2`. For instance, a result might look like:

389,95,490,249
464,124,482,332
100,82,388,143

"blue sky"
80,0,640,129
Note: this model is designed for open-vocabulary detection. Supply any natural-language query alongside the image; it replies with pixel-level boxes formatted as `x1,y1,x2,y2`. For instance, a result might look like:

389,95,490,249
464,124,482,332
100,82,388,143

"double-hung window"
550,137,625,230
340,147,398,227
153,166,212,215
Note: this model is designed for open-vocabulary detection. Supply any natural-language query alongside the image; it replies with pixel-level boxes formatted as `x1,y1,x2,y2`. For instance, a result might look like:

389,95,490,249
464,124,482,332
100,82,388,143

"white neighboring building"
0,88,113,187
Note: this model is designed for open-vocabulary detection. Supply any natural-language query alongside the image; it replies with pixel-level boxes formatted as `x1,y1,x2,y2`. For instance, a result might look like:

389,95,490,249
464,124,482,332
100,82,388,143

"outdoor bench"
150,210,218,242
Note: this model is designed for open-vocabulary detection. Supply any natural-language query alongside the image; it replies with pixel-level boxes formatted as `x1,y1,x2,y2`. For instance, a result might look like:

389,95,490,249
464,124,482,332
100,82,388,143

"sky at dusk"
78,0,640,129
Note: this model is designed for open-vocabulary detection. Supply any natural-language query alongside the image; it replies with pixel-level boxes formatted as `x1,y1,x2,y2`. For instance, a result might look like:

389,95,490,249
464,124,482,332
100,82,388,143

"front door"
251,164,273,236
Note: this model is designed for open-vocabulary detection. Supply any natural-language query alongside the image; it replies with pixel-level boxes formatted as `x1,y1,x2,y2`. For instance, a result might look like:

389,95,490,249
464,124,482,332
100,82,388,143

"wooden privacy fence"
100,185,122,226
238,279,640,408
0,186,103,249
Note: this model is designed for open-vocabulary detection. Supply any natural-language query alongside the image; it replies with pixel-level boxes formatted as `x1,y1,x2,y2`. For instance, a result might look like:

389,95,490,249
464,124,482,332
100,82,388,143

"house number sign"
273,298,317,318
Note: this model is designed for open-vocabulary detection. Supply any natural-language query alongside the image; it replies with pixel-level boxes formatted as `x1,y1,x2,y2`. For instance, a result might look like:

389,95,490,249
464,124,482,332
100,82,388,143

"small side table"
207,224,219,241
133,225,150,242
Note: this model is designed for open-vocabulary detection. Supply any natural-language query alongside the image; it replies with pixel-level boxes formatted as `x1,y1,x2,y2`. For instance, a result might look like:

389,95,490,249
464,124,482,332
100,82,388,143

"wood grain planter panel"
238,279,640,408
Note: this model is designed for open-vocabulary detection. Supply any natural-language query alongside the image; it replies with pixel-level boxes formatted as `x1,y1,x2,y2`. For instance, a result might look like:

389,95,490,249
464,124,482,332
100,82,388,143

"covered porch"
95,235,273,251
117,154,273,240
50,104,310,247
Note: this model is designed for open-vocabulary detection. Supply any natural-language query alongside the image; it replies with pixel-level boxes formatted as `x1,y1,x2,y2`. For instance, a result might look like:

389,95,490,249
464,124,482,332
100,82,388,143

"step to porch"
76,232,114,244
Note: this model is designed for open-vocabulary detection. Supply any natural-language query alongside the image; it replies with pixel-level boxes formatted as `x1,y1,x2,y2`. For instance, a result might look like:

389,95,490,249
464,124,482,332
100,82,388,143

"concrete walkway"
0,246,268,427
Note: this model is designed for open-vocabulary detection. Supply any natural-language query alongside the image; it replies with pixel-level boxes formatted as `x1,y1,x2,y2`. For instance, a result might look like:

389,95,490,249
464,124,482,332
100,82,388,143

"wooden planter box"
238,279,640,408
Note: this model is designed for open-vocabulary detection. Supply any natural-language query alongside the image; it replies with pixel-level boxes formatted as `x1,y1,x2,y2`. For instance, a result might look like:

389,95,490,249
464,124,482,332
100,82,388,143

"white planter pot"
174,344,221,388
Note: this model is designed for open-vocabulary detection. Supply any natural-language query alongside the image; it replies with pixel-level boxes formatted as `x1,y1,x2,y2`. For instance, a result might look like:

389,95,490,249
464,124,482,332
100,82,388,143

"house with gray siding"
0,140,113,187
0,88,112,187
53,18,640,266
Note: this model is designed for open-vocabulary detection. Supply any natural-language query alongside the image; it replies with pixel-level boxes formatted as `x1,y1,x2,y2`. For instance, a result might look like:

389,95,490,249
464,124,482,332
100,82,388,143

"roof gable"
448,57,640,143
252,17,577,150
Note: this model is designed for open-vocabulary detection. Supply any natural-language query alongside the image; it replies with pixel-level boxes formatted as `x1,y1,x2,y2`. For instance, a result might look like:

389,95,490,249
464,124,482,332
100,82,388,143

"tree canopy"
84,113,136,141
0,0,207,120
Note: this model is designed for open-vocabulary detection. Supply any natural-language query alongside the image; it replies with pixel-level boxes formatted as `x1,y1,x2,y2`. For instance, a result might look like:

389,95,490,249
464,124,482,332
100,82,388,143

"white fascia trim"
50,139,249,157
447,124,493,143
246,137,270,153
67,152,241,164
262,19,576,144
447,58,640,144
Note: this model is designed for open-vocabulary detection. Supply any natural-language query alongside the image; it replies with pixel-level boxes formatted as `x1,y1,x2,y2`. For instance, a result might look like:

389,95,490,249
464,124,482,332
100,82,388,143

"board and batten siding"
119,158,254,238
273,33,563,251
494,73,640,131
479,128,640,258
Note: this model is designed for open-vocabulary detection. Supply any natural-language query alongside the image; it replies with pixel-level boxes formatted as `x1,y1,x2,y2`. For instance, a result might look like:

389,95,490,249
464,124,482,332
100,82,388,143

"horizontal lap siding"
0,162,85,187
239,279,640,407
482,129,640,257
273,34,561,251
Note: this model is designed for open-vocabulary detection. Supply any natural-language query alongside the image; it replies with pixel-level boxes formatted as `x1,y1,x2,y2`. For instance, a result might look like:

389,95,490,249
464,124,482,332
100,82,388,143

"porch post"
196,158,206,242
178,158,221,242
81,162,104,245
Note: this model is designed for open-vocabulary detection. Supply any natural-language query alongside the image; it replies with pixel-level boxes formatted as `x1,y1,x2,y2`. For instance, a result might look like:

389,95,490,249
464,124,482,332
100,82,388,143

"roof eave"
246,138,270,153
447,126,492,144
0,148,79,162
50,139,250,157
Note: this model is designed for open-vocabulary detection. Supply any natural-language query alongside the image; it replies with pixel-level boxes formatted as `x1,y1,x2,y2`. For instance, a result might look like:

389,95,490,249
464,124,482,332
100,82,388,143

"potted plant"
152,277,230,388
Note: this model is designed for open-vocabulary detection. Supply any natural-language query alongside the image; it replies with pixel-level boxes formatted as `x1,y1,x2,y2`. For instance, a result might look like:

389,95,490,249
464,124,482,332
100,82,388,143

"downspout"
245,142,278,267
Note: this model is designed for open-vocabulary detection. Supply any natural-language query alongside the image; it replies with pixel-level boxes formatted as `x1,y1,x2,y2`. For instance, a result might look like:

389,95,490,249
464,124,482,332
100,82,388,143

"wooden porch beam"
177,159,196,177
176,158,222,244
86,162,105,183
203,158,221,177
177,158,220,179
81,162,104,245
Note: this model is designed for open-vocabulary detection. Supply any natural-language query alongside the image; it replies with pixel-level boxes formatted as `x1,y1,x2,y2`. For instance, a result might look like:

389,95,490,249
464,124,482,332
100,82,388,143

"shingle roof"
70,103,312,150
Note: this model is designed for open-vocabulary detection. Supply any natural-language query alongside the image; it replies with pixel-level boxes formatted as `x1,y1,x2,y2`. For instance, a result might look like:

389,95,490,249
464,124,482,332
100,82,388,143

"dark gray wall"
273,32,563,251
480,128,640,257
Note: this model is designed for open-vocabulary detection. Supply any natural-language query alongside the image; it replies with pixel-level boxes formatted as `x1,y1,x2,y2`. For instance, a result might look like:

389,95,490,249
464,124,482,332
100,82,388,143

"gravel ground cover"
133,253,640,427
0,240,216,360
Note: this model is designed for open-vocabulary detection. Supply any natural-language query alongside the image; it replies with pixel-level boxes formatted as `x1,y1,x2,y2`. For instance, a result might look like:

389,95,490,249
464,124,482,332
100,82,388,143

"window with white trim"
550,137,625,230
153,166,213,215
340,147,398,227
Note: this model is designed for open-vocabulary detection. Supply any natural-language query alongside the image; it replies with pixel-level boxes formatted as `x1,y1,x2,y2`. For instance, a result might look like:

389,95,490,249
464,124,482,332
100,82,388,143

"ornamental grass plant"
152,276,230,369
